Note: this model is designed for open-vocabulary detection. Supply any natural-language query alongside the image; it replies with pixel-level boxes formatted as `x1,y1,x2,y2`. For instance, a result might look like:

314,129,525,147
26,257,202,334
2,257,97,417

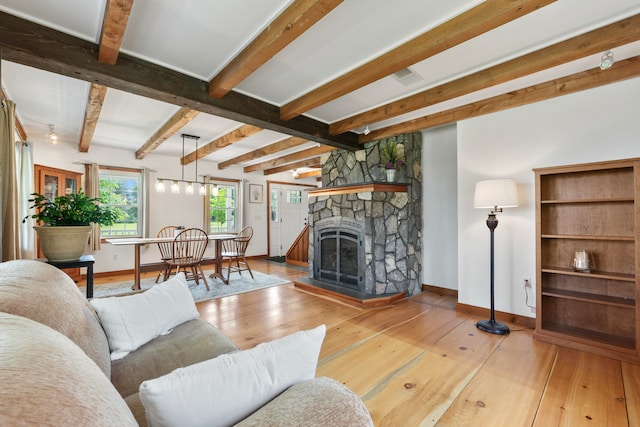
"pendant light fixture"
156,134,207,195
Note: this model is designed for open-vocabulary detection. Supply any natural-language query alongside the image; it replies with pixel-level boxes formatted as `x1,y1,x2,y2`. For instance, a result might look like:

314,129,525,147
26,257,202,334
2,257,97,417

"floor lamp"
473,178,519,335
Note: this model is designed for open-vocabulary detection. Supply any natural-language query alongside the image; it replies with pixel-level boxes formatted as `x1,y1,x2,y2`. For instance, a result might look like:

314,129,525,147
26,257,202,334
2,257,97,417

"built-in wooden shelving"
534,158,640,364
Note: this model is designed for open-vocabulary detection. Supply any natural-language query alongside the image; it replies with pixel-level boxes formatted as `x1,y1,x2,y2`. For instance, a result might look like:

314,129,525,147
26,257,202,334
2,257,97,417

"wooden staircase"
285,224,309,267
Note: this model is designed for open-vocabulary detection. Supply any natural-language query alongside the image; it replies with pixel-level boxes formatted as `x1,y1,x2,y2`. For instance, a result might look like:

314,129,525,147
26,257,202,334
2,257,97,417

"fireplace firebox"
313,217,364,291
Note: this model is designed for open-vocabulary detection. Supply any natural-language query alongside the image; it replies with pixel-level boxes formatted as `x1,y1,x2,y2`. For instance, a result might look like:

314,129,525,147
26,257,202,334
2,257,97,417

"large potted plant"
24,190,118,262
380,139,405,182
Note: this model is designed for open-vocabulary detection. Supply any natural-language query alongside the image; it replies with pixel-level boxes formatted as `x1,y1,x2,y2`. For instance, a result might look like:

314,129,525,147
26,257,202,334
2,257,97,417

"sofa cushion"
112,318,238,399
0,260,111,377
235,377,374,427
124,393,147,427
0,312,137,426
139,324,326,427
90,272,199,361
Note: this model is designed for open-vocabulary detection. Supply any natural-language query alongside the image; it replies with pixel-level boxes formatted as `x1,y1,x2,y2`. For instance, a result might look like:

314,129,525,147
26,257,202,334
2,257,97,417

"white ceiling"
1,0,639,166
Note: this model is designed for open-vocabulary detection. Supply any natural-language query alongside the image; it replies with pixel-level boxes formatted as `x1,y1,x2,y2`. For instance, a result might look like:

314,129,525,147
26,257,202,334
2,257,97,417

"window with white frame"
99,168,143,238
208,180,239,233
286,189,303,204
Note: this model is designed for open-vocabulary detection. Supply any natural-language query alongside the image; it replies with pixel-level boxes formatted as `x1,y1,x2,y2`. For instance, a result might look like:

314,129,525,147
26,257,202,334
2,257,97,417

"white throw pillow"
90,273,199,361
139,324,326,427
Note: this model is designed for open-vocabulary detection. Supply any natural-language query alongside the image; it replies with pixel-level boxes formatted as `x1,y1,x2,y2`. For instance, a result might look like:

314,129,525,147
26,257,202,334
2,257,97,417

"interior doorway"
268,181,312,258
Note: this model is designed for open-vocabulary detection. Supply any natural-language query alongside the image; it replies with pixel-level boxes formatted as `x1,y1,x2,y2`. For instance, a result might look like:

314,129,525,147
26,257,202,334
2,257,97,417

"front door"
268,182,311,257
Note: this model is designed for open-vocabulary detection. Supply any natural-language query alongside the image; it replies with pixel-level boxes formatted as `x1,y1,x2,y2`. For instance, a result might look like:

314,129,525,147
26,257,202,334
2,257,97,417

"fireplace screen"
315,227,364,290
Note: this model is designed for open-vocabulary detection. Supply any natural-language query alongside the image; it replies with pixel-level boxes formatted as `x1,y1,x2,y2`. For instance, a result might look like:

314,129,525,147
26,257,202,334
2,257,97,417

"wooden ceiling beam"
0,11,360,151
360,56,640,143
209,0,342,99
217,136,308,169
331,13,640,135
296,169,321,179
1,88,28,141
280,0,554,120
244,144,335,173
181,124,262,165
135,107,199,159
98,0,134,65
78,83,108,152
264,157,321,175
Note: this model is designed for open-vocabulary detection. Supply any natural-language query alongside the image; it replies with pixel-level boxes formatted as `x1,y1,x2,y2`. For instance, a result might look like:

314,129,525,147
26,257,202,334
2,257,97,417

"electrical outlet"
523,277,535,312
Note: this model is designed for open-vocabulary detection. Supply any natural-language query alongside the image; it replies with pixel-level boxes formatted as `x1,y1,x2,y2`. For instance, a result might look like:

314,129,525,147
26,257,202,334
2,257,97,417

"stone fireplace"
306,133,423,298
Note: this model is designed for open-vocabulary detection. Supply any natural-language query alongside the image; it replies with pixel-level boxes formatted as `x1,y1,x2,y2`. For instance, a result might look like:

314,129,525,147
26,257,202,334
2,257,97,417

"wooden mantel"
308,182,408,197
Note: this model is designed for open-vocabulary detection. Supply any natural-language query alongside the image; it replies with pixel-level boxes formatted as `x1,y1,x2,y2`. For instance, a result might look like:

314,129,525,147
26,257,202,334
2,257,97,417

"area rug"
82,270,291,303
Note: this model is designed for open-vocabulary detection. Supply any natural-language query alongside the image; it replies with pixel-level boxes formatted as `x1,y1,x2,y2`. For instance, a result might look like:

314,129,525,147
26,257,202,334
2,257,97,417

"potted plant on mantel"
23,190,118,262
380,139,405,182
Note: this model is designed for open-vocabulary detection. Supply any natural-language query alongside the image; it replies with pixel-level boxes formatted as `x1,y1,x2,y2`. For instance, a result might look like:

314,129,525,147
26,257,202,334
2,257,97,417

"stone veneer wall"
309,132,422,296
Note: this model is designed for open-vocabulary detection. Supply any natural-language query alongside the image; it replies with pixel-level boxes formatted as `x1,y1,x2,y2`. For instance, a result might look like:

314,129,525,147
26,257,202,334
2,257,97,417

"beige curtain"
85,163,101,251
0,99,20,261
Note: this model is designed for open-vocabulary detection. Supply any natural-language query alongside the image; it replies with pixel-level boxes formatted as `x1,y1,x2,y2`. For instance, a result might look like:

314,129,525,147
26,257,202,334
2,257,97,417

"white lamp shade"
474,179,519,209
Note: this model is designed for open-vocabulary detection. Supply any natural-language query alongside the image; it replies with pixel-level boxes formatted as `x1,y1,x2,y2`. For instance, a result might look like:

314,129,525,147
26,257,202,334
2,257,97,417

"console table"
40,255,95,298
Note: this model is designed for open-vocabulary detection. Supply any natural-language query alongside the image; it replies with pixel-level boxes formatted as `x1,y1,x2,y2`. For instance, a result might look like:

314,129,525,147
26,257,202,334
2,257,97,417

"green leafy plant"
380,139,405,170
23,190,118,227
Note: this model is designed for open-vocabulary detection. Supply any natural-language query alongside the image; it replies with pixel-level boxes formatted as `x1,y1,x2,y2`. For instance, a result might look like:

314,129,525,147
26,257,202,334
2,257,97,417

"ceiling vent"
392,67,424,86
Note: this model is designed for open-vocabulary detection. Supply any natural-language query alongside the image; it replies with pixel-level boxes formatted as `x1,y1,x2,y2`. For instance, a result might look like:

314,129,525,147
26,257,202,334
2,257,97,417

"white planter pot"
34,225,92,262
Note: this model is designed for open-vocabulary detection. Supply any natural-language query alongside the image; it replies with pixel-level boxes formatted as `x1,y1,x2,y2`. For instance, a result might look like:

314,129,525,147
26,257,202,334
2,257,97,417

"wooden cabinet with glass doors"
34,164,83,281
533,158,640,364
36,164,80,200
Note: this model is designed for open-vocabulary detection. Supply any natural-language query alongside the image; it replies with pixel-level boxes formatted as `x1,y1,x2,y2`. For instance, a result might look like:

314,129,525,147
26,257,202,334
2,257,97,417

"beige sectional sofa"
0,260,373,426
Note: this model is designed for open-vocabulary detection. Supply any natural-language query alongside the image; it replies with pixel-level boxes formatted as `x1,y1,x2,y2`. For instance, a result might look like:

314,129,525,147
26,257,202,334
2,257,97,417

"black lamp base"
476,319,510,335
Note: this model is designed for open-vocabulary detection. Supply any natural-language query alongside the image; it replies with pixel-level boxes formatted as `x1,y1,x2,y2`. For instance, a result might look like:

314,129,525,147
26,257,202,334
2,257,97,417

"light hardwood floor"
95,260,640,426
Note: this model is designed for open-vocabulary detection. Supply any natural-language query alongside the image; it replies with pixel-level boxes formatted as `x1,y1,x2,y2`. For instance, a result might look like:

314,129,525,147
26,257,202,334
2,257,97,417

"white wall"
31,142,315,273
457,77,640,318
422,124,458,290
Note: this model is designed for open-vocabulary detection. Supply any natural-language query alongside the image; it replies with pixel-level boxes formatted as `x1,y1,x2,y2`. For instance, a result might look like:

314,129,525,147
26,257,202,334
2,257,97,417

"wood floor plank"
533,347,627,426
363,318,506,426
411,289,458,311
316,306,468,396
205,284,361,349
320,299,436,361
197,283,304,324
622,362,640,426
436,329,557,426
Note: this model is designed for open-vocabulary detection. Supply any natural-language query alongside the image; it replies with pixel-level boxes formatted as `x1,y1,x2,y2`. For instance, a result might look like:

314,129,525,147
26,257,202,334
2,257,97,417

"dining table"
106,233,237,290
